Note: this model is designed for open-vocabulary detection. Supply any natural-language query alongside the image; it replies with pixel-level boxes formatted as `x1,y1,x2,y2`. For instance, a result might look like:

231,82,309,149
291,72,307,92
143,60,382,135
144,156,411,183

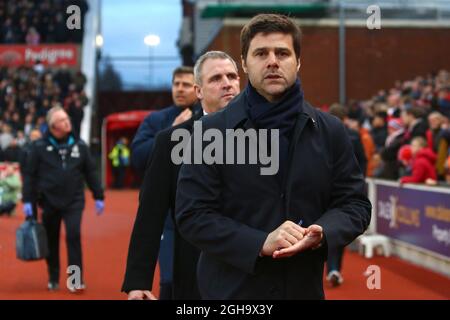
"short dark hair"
406,107,425,119
240,14,301,61
375,111,388,121
172,66,194,83
329,103,348,121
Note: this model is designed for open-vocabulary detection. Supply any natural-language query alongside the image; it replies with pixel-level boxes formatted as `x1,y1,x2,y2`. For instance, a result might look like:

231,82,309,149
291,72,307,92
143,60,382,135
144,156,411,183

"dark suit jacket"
347,128,367,176
402,118,428,144
122,108,202,299
175,91,372,299
131,105,182,171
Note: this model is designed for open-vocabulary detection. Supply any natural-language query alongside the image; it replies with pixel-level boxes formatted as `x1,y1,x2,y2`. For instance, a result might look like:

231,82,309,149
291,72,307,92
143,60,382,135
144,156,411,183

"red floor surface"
0,190,449,300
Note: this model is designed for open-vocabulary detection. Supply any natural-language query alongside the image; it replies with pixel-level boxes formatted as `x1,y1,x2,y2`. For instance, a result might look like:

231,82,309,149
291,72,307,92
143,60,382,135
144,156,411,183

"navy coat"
175,91,372,299
131,105,182,171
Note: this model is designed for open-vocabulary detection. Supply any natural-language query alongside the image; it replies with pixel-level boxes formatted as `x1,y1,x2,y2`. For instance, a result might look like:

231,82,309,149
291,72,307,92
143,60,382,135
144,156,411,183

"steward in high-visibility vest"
109,139,130,168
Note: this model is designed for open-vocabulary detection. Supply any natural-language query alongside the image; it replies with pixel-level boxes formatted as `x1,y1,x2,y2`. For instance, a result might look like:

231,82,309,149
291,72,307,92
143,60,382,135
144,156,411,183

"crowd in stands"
328,69,450,186
0,64,88,162
0,0,90,216
0,0,88,44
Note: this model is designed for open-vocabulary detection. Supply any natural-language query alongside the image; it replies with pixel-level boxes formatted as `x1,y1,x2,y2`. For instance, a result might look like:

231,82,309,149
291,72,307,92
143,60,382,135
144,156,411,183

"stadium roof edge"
201,3,327,19
222,18,450,28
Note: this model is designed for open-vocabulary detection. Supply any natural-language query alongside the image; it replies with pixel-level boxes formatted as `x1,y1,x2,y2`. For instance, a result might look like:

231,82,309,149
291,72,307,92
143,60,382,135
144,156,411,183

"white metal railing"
80,0,101,144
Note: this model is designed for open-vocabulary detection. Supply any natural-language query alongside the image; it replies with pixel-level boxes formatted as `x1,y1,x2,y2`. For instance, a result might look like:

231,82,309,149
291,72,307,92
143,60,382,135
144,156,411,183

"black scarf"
245,78,304,182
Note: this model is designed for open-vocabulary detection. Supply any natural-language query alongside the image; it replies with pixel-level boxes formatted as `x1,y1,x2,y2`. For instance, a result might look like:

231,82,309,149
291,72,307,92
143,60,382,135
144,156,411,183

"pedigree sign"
0,44,78,66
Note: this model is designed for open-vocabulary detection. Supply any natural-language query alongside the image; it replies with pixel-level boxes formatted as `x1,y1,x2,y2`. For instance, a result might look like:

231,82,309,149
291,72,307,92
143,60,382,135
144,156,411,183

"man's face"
428,115,441,130
387,94,400,107
401,110,411,126
242,32,300,102
195,58,240,113
50,110,72,138
30,130,41,141
172,73,197,109
372,116,385,128
411,140,422,156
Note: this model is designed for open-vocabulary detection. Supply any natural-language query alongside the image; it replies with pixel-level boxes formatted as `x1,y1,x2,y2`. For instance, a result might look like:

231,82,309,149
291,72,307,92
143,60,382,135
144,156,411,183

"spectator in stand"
347,117,376,177
397,144,413,178
401,107,428,144
436,87,450,118
33,59,45,75
387,92,402,119
54,65,72,97
3,138,21,162
23,113,34,137
0,65,86,146
18,129,42,208
378,118,405,180
400,137,437,184
0,124,13,150
73,71,87,93
0,0,88,44
36,116,48,135
65,91,88,139
54,12,68,43
371,111,388,151
10,112,21,133
347,100,366,125
2,18,17,43
16,130,26,147
17,17,28,43
25,26,40,45
436,128,450,180
428,156,450,187
0,163,22,217
426,112,446,152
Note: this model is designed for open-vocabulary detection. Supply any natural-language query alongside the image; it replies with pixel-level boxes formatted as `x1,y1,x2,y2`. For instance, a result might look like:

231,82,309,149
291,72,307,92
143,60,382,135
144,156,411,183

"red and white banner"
0,44,79,67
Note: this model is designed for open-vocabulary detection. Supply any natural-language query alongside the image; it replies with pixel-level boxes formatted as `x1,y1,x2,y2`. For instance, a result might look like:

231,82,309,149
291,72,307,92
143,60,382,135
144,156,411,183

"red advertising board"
0,44,78,66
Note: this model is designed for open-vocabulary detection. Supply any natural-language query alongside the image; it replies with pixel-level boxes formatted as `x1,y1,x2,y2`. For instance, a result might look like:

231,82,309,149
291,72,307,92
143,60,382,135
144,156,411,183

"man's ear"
296,58,301,72
241,55,248,74
194,84,203,100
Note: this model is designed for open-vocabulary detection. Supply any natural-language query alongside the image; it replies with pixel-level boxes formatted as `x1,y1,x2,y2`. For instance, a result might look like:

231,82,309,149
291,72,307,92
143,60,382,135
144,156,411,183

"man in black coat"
401,106,428,144
22,106,104,292
129,66,197,299
326,103,367,286
175,14,371,299
122,51,241,299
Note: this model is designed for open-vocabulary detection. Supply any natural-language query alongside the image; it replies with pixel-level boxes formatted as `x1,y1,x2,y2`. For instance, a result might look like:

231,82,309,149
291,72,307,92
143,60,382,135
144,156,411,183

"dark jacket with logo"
22,133,104,210
175,92,372,299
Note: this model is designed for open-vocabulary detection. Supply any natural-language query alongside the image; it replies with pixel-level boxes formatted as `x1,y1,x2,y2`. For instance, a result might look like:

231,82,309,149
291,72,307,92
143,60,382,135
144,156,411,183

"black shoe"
47,282,60,291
